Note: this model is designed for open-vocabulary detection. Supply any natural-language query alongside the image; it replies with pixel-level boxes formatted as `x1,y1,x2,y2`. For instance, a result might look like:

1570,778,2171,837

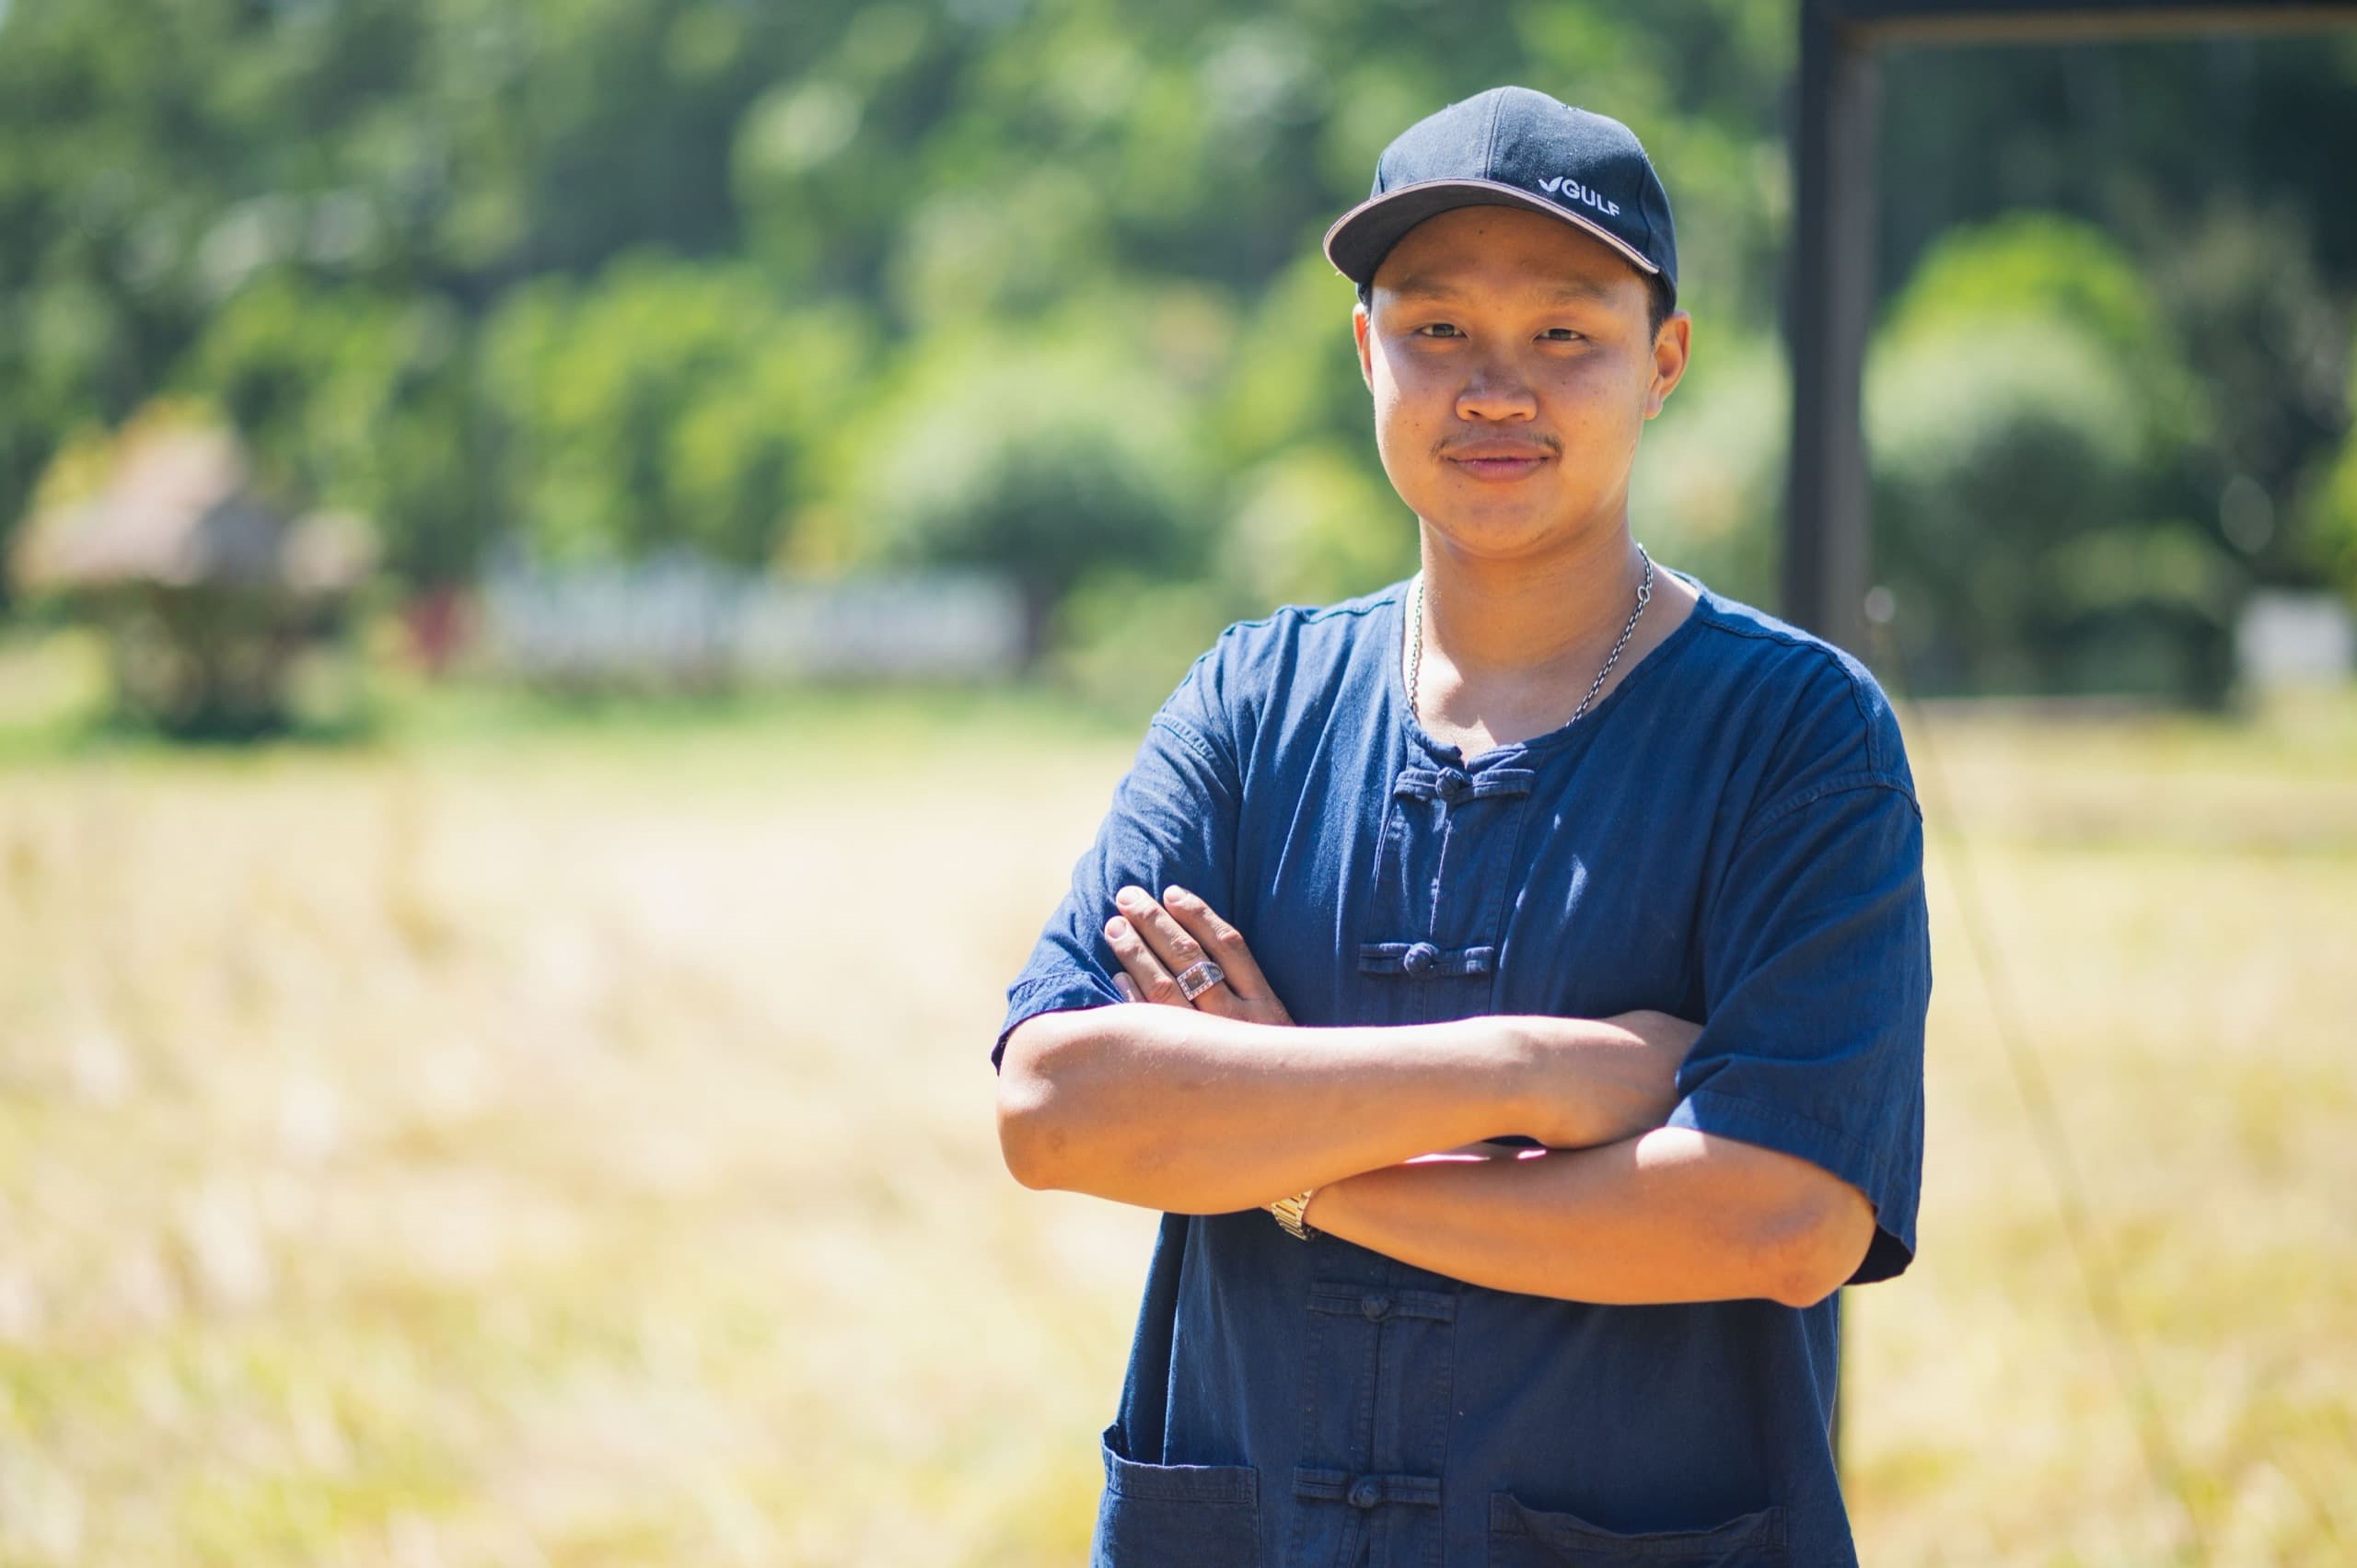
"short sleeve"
992,644,1243,1073
1666,733,1931,1285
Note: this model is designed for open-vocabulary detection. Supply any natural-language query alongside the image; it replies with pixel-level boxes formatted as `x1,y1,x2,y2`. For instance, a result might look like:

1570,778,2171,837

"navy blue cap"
1323,86,1678,303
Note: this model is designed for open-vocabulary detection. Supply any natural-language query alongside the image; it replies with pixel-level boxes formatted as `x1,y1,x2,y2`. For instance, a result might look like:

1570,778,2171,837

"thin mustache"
1434,434,1562,460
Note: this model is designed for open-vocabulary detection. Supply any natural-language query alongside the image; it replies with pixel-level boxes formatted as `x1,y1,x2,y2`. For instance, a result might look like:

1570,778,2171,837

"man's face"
1353,204,1688,563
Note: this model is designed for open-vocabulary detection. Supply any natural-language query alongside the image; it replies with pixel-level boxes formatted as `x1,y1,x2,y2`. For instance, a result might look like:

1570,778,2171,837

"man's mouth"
1443,442,1555,482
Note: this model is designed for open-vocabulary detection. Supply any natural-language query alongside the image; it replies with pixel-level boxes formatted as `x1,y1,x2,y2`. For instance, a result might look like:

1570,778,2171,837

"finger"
1103,913,1188,1006
1112,886,1218,991
1161,885,1275,1002
1113,973,1141,1003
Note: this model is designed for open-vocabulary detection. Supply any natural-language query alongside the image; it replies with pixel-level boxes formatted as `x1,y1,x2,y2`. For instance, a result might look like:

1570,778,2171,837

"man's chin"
1413,508,1594,563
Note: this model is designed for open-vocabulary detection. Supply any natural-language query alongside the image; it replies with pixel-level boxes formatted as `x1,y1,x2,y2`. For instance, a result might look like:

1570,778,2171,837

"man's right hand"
1510,1009,1698,1150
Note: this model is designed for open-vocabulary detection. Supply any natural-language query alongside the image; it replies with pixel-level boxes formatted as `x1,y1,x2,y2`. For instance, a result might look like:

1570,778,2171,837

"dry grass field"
0,642,2351,1566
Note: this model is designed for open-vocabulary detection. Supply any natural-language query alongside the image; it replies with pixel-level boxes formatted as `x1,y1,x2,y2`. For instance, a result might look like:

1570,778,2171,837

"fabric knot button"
1361,1293,1391,1320
1401,942,1441,977
1436,770,1469,803
1348,1477,1382,1509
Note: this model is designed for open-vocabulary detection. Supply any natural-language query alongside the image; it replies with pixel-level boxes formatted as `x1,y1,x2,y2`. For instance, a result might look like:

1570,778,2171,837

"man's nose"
1454,356,1538,423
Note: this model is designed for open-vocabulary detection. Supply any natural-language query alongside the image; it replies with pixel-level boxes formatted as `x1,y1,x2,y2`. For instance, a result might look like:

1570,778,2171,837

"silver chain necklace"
1408,543,1655,736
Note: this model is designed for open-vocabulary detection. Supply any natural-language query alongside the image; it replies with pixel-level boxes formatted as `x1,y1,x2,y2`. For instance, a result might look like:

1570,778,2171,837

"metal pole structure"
1783,2,2357,659
1785,13,1884,1466
1782,4,1880,656
1820,0,2357,45
1785,0,2357,1513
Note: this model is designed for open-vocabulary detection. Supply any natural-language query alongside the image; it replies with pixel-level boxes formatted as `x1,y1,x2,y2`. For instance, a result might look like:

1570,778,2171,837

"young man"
993,86,1928,1567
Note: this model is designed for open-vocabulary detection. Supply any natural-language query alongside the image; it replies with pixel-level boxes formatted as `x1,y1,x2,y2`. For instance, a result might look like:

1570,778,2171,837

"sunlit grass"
1847,691,2357,1567
0,633,2351,1564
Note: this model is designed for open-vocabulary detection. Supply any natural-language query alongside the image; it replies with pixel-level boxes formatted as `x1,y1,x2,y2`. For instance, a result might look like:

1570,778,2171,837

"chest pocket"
1359,762,1534,1017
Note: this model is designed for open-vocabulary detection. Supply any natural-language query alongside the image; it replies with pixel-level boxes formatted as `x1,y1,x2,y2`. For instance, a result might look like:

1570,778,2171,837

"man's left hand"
1103,885,1294,1027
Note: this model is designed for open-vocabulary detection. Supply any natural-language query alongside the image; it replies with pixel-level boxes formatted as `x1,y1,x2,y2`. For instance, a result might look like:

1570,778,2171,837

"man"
993,85,1928,1567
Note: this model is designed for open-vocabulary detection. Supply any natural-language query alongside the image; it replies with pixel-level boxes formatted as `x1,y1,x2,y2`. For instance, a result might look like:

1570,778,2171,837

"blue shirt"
995,573,1930,1568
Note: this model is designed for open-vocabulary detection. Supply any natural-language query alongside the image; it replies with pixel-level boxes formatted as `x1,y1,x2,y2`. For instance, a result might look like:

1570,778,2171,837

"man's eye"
1540,328,1584,343
1414,322,1463,339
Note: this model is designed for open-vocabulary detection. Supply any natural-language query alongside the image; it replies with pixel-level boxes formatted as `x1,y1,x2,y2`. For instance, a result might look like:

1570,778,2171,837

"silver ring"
1174,958,1226,1002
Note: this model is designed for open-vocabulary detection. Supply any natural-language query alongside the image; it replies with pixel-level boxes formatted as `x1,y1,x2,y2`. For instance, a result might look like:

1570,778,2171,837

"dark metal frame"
1789,1,2357,1489
1782,0,2357,654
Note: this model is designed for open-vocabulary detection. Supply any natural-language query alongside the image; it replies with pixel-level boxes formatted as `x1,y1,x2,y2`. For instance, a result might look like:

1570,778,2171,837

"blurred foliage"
821,301,1209,654
1628,330,1786,606
180,278,482,586
479,254,871,570
1868,216,2237,700
2316,372,2357,593
3,0,2355,698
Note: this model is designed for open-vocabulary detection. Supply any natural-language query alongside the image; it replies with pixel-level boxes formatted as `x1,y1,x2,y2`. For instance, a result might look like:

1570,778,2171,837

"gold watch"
1268,1188,1318,1240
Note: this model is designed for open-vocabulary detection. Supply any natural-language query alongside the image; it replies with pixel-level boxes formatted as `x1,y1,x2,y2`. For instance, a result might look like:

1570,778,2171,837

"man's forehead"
1382,269,1619,305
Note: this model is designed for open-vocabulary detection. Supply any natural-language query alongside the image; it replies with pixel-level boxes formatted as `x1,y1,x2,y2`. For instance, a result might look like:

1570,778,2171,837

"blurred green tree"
1868,216,2238,701
179,277,483,589
823,308,1206,661
2313,331,2357,604
480,253,871,568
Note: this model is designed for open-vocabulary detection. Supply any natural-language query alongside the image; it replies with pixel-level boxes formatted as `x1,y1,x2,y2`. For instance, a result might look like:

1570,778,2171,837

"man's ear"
1643,309,1691,419
1353,301,1375,391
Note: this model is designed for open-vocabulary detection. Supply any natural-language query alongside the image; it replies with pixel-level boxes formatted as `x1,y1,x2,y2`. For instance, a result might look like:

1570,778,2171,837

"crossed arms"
994,885,1878,1311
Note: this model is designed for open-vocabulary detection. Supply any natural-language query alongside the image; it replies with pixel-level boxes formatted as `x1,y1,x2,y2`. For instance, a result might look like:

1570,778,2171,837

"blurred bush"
1868,215,2241,702
1217,441,1415,611
480,255,871,573
2297,315,2357,610
1629,331,1785,608
181,278,482,591
820,307,1210,663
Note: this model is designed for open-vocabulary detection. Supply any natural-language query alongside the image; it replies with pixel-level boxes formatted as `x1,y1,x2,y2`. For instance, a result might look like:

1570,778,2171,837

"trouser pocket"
1091,1422,1260,1567
1487,1493,1787,1565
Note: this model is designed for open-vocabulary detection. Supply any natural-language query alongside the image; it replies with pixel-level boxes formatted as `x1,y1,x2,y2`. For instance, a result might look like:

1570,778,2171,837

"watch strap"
1268,1188,1318,1240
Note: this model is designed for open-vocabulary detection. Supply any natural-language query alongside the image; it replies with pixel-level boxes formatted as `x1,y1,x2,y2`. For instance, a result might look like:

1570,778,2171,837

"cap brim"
1322,178,1661,289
